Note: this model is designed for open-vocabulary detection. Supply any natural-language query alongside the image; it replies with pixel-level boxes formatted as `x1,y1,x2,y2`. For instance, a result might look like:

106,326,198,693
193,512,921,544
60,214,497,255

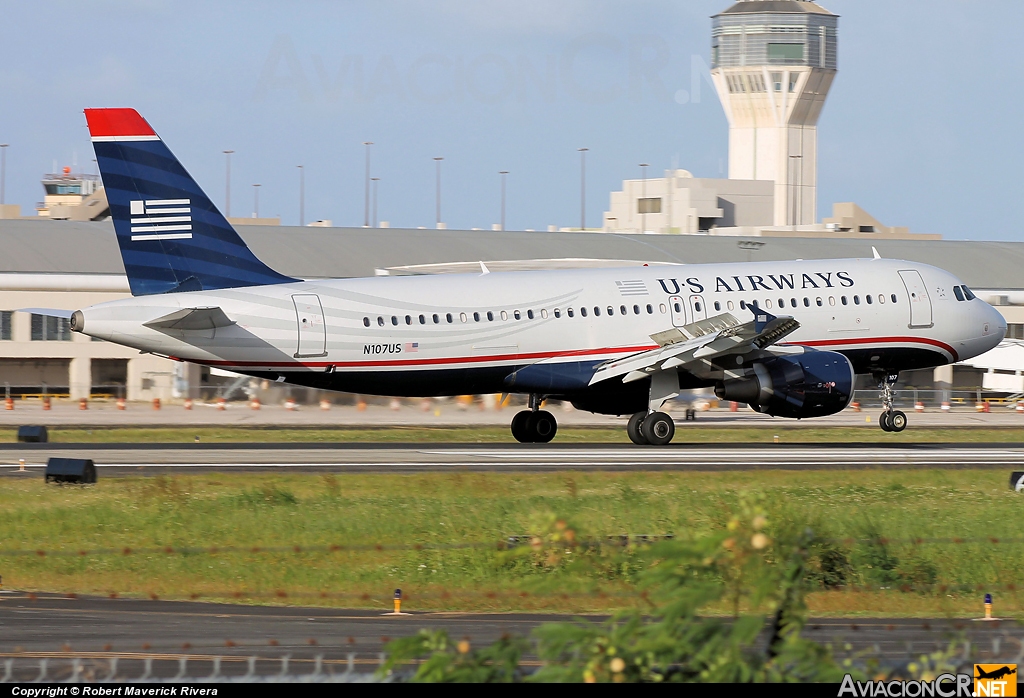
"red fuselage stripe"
194,335,956,371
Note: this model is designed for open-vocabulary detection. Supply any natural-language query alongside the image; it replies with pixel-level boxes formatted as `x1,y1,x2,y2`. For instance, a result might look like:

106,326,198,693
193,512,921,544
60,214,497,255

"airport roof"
0,219,1022,290
716,1,834,16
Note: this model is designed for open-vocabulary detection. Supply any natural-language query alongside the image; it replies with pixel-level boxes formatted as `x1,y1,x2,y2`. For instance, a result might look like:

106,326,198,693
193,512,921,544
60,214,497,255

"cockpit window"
953,286,965,302
962,285,977,301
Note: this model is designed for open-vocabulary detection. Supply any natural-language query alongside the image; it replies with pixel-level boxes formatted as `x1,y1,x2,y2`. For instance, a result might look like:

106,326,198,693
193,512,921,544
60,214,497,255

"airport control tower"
711,0,837,227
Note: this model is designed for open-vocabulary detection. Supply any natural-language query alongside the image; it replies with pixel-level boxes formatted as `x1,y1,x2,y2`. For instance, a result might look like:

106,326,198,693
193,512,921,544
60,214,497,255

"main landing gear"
510,394,558,443
876,371,907,433
627,411,675,446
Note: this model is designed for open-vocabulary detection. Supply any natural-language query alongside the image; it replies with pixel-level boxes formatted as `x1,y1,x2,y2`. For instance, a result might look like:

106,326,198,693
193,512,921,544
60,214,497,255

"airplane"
62,108,1005,445
976,666,1017,681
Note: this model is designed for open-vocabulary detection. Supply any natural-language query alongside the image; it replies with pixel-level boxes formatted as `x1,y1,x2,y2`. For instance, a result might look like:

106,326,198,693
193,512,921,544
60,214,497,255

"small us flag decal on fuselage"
130,199,193,241
404,342,419,352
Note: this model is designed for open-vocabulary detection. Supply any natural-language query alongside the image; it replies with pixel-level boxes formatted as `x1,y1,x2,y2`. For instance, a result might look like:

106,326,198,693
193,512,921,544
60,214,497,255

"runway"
0,593,1018,680
3,442,1024,474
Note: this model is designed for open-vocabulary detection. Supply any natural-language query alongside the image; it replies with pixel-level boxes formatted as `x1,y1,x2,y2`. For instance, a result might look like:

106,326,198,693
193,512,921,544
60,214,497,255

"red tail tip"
84,108,157,138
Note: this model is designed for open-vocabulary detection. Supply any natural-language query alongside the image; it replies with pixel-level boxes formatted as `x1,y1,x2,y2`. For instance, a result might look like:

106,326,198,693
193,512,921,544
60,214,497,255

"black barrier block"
1011,471,1024,492
45,458,96,484
17,426,48,443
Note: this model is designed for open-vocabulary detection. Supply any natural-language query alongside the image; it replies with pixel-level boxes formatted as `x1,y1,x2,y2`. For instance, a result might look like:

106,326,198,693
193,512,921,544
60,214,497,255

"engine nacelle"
714,349,855,419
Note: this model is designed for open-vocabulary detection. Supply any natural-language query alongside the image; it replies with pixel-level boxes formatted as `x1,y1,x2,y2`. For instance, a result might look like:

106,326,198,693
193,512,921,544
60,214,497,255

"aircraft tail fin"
85,108,296,296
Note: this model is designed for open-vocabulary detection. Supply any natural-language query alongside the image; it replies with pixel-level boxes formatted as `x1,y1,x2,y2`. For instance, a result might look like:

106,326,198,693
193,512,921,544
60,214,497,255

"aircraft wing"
589,308,799,386
143,307,236,331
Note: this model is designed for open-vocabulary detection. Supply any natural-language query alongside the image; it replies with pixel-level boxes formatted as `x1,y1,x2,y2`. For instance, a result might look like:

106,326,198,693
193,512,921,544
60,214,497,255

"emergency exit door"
669,296,687,327
292,294,327,358
897,270,933,328
689,295,708,322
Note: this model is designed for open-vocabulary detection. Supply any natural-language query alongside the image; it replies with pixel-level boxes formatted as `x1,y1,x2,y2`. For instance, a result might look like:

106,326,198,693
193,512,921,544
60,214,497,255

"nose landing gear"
876,371,907,433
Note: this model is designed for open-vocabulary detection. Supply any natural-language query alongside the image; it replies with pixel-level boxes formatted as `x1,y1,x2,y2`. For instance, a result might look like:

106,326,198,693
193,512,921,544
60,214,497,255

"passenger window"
828,297,836,306
405,315,412,325
673,302,681,313
816,298,823,307
501,311,508,321
778,298,784,308
594,307,601,316
446,313,454,323
541,309,548,319
739,300,746,310
633,305,640,315
460,312,468,323
608,306,615,316
695,301,702,312
865,295,873,305
620,305,627,315
953,286,965,302
487,311,494,321
891,294,898,304
377,316,385,327
363,317,370,327
514,310,522,320
841,296,848,306
853,296,860,305
581,307,588,317
765,299,772,309
391,316,399,326
790,298,797,308
647,304,654,314
726,301,734,311
432,313,440,323
473,312,480,322
568,308,575,318
714,301,721,311
419,314,426,324
659,304,667,314
878,294,885,304
527,310,534,320
554,309,561,318
803,298,809,307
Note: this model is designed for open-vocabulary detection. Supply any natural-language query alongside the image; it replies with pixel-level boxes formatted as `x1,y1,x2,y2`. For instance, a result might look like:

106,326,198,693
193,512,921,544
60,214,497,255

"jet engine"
714,349,855,419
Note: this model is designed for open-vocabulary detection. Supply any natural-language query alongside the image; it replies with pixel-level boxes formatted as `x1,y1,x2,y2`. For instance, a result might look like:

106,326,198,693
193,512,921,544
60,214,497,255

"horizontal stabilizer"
143,307,235,331
18,307,74,319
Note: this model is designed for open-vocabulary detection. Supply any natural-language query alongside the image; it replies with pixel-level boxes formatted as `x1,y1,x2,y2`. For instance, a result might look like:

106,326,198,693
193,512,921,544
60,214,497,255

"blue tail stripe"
92,137,296,296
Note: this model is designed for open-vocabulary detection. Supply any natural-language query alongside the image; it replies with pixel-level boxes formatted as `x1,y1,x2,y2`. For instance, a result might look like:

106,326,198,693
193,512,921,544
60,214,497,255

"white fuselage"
73,258,1005,399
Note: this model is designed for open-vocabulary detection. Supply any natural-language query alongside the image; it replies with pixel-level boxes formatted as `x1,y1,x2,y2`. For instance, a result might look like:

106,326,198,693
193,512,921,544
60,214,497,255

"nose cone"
979,302,1007,354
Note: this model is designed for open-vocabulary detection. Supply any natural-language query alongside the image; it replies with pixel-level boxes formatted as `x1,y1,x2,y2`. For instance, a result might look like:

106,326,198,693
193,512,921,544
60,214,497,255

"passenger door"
292,294,327,358
897,270,933,328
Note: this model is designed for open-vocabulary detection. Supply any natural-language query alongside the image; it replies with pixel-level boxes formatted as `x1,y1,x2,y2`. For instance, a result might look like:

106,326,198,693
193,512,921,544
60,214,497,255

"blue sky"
1,0,1022,239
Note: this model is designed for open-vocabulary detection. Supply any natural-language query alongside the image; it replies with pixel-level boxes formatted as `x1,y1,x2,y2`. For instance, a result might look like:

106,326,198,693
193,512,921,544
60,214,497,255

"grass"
0,469,1021,617
2,425,1024,444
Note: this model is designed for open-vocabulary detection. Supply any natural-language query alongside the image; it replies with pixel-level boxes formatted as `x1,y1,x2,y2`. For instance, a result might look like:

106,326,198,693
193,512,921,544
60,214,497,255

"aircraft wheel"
511,410,533,443
879,412,893,432
529,410,558,443
889,410,908,432
641,411,675,446
627,412,648,445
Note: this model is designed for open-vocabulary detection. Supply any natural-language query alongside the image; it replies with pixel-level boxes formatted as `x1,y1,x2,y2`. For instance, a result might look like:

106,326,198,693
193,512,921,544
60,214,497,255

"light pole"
363,142,373,227
371,177,380,228
0,144,8,206
433,157,444,228
297,165,304,226
577,148,588,230
252,183,261,218
222,150,234,217
639,163,649,234
499,171,509,231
